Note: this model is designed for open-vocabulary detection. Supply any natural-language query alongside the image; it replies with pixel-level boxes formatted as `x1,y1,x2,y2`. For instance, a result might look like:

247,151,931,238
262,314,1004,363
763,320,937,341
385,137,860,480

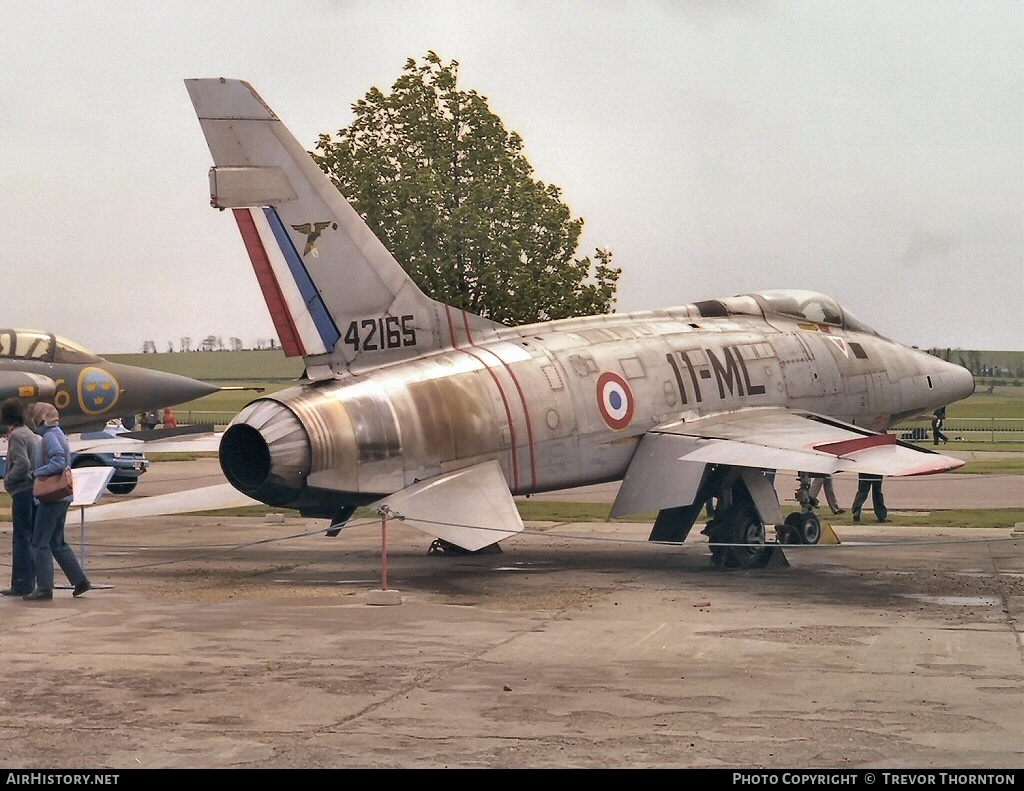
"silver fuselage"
219,303,974,514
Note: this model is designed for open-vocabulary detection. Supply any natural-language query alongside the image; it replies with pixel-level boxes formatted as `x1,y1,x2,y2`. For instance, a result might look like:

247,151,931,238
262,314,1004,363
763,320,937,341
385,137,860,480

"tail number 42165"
344,315,417,352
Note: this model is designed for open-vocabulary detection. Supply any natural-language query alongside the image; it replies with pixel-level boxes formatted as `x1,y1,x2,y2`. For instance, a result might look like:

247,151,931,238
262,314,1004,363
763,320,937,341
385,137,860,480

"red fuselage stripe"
232,209,305,357
461,310,474,346
460,348,519,490
444,305,459,348
476,346,538,490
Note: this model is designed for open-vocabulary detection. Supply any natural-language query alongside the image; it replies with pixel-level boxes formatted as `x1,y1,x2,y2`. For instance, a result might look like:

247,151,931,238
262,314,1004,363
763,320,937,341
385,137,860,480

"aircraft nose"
122,366,218,411
935,359,975,406
110,364,219,414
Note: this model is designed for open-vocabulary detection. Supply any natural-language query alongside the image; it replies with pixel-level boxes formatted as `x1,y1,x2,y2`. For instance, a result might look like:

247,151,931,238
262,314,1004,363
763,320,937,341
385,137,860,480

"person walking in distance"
931,406,949,445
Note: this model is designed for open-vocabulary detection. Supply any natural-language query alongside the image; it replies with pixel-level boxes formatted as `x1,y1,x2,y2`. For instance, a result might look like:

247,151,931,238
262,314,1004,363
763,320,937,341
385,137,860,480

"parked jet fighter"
187,78,975,567
0,329,218,432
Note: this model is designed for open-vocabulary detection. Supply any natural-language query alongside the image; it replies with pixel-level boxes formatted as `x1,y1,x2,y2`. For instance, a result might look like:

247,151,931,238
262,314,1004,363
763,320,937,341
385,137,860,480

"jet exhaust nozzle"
219,400,311,505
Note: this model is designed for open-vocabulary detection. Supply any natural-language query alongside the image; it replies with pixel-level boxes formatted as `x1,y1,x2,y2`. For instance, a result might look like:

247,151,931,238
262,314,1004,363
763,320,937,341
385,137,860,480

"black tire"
798,512,821,545
107,481,138,495
705,521,729,568
728,507,770,569
780,512,803,545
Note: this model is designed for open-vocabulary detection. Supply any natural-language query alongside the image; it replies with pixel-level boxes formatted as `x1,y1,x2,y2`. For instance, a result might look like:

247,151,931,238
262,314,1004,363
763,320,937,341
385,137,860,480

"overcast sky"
2,1,1021,353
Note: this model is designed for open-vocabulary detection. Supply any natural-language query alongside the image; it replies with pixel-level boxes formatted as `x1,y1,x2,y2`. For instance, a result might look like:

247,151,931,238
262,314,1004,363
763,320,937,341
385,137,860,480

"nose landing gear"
778,473,824,545
779,510,821,545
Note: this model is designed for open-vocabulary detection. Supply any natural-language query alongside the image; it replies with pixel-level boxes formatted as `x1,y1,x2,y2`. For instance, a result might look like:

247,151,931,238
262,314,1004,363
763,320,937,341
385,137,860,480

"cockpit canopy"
0,330,102,364
691,290,878,335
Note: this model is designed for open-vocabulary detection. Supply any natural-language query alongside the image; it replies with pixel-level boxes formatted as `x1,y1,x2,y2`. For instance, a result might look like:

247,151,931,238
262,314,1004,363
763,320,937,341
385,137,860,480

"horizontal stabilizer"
84,483,257,522
371,460,523,552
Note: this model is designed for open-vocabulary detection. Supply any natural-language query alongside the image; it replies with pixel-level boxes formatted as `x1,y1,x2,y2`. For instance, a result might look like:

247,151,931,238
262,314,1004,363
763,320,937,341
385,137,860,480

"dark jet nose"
107,363,219,416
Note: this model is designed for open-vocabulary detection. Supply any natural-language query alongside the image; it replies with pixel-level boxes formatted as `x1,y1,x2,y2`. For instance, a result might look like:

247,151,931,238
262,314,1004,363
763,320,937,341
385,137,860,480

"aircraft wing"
611,407,963,517
656,408,964,476
83,483,258,522
69,433,223,454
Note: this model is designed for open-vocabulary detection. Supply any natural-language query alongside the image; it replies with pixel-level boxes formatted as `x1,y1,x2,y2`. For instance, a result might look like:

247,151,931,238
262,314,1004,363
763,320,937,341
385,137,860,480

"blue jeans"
9,490,36,593
30,499,86,592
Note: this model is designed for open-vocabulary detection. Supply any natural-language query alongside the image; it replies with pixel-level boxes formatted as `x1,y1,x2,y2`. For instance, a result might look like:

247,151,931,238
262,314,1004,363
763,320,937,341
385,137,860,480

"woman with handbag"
23,404,90,601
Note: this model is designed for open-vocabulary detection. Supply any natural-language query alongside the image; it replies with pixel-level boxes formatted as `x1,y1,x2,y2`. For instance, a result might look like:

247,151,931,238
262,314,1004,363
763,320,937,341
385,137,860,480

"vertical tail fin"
185,78,499,376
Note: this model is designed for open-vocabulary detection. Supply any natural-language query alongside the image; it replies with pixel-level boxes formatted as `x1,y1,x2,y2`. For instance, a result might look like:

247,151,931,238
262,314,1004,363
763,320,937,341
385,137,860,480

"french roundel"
596,372,634,430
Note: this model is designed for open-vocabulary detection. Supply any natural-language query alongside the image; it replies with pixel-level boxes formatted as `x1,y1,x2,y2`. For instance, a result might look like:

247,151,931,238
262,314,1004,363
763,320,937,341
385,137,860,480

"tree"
313,52,620,325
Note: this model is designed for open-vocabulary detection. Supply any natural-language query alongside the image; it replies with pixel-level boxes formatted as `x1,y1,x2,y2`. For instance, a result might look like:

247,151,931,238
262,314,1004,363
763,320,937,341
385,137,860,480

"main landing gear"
701,469,773,569
705,504,771,569
700,468,826,569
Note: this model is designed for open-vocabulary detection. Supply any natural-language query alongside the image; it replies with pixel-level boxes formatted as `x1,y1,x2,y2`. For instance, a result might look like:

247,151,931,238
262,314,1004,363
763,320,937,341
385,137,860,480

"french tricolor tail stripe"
232,209,304,357
231,207,340,358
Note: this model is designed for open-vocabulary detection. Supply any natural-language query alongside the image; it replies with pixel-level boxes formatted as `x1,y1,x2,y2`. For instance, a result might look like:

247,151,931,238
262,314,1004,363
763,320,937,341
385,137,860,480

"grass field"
106,350,303,417
106,350,304,380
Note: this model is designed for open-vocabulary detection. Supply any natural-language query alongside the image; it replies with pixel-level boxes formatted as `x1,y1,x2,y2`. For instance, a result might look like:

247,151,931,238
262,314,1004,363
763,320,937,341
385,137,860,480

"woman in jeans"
23,403,91,601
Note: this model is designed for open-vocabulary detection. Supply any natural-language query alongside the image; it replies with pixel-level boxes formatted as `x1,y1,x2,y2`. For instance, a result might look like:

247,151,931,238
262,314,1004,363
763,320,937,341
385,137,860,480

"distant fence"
896,417,1024,444
173,411,239,430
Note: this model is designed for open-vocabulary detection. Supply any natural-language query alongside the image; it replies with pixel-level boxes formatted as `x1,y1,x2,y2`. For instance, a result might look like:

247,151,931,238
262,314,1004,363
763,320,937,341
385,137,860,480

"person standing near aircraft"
1,399,39,596
851,472,887,523
23,404,90,601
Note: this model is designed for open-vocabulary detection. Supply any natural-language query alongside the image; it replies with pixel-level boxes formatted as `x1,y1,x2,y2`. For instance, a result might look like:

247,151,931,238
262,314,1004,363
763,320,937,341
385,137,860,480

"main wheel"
728,507,770,569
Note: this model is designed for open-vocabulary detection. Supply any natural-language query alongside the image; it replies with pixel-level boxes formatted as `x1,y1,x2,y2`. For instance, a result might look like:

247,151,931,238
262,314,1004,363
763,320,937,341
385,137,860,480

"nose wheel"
779,511,821,545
